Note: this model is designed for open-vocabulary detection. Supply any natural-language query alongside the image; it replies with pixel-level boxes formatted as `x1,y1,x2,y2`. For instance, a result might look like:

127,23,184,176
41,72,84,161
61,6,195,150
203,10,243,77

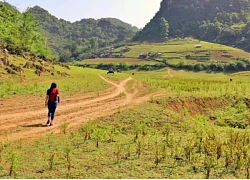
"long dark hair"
50,82,57,90
48,82,57,94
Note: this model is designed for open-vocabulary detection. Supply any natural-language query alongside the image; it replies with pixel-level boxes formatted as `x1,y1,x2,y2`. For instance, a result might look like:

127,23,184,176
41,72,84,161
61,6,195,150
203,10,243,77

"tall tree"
89,37,99,51
18,9,40,52
60,49,72,62
159,17,169,42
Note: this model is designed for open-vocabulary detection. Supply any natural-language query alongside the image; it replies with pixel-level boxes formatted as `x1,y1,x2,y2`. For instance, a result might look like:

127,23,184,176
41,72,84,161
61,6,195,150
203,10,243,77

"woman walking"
45,82,60,126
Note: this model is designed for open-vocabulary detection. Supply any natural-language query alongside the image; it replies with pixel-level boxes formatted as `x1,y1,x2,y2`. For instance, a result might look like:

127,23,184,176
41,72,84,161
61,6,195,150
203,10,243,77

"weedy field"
1,65,250,178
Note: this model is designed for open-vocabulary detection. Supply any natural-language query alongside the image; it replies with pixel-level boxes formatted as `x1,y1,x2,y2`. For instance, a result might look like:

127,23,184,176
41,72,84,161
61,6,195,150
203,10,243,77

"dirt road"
0,75,155,142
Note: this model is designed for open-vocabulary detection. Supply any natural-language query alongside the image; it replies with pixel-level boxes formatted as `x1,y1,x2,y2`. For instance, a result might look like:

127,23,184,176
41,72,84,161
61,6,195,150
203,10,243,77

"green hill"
133,0,250,52
28,6,139,60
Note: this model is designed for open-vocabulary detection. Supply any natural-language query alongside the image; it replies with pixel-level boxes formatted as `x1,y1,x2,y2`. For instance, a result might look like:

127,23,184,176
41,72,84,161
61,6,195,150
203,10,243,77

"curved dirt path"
0,75,156,142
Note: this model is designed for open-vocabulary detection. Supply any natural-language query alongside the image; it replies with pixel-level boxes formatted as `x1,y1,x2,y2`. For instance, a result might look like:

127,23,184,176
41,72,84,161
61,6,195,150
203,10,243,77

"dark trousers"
48,101,58,120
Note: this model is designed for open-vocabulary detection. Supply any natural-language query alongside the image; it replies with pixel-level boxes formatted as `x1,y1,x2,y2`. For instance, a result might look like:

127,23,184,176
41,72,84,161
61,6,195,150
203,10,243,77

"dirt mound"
162,97,229,116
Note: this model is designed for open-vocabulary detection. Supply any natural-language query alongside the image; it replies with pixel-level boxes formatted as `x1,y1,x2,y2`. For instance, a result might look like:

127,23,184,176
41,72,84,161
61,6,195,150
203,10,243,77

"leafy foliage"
0,2,52,58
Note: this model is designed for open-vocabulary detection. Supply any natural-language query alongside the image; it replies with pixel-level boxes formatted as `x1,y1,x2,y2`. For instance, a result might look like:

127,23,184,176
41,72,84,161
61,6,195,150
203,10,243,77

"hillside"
28,6,139,60
133,0,250,52
80,38,250,72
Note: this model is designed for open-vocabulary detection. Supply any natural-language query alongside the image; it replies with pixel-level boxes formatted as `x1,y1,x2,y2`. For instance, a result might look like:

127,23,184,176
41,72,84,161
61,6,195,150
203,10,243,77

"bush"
194,64,203,71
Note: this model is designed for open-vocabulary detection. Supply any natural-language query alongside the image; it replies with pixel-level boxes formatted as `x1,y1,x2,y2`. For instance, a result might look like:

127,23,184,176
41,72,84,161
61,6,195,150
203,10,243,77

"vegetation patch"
1,100,250,178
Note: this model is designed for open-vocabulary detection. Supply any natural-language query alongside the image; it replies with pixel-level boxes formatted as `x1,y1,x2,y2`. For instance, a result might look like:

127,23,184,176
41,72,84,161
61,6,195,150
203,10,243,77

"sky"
5,0,162,28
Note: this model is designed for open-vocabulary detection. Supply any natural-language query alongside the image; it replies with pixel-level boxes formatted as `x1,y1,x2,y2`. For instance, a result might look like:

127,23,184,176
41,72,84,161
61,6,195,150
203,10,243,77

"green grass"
72,38,250,73
130,70,250,99
1,99,250,178
2,39,250,178
0,69,250,178
109,38,250,69
0,66,112,98
79,58,157,65
0,54,138,98
122,39,242,58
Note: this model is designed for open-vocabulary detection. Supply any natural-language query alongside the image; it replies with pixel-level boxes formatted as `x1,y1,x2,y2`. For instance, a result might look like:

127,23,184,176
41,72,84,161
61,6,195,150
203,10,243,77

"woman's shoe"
46,120,50,125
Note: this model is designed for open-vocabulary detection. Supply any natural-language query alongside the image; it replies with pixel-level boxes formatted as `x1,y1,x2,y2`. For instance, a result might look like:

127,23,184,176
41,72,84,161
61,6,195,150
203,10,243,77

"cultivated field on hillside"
122,38,250,59
78,38,250,73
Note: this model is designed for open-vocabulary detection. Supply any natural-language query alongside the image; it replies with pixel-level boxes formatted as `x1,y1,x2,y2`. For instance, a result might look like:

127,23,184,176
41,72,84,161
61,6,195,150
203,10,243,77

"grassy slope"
123,39,245,58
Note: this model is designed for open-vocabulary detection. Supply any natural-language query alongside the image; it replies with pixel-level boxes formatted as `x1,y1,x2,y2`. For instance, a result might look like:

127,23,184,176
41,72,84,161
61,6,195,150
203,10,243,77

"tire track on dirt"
0,75,155,142
0,87,116,115
0,77,130,125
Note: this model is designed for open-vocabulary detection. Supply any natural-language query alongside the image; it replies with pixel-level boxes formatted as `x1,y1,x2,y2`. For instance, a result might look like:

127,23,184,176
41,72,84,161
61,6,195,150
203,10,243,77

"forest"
28,6,138,61
134,0,250,52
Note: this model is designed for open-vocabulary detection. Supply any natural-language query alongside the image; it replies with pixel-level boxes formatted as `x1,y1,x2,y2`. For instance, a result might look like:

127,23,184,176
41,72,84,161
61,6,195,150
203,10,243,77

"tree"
0,3,53,58
89,37,99,51
18,8,40,52
133,0,250,52
159,17,169,42
60,49,72,62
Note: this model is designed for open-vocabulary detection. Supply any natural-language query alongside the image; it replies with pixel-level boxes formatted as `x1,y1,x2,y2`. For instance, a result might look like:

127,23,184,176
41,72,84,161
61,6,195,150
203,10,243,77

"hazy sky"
6,0,161,28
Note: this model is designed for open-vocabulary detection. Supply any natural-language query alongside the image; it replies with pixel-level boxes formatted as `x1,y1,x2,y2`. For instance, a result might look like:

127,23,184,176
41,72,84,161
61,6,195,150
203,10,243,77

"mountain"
28,6,139,60
133,0,250,51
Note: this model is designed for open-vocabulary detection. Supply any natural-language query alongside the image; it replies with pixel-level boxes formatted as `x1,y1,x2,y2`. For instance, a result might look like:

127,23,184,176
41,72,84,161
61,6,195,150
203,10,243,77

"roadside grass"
0,66,112,98
1,53,138,98
0,100,250,178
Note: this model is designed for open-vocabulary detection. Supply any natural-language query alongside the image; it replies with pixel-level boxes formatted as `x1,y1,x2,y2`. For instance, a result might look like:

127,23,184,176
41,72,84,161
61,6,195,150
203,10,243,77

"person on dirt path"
45,82,60,126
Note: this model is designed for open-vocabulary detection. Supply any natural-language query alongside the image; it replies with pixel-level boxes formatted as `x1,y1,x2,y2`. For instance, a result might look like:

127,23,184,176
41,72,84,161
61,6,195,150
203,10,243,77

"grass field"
1,39,250,179
121,38,249,59
0,54,132,98
1,67,250,178
80,58,157,65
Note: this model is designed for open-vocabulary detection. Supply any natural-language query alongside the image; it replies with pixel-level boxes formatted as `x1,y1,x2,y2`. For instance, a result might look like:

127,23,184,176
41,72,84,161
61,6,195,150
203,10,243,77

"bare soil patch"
162,97,230,116
0,76,155,142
